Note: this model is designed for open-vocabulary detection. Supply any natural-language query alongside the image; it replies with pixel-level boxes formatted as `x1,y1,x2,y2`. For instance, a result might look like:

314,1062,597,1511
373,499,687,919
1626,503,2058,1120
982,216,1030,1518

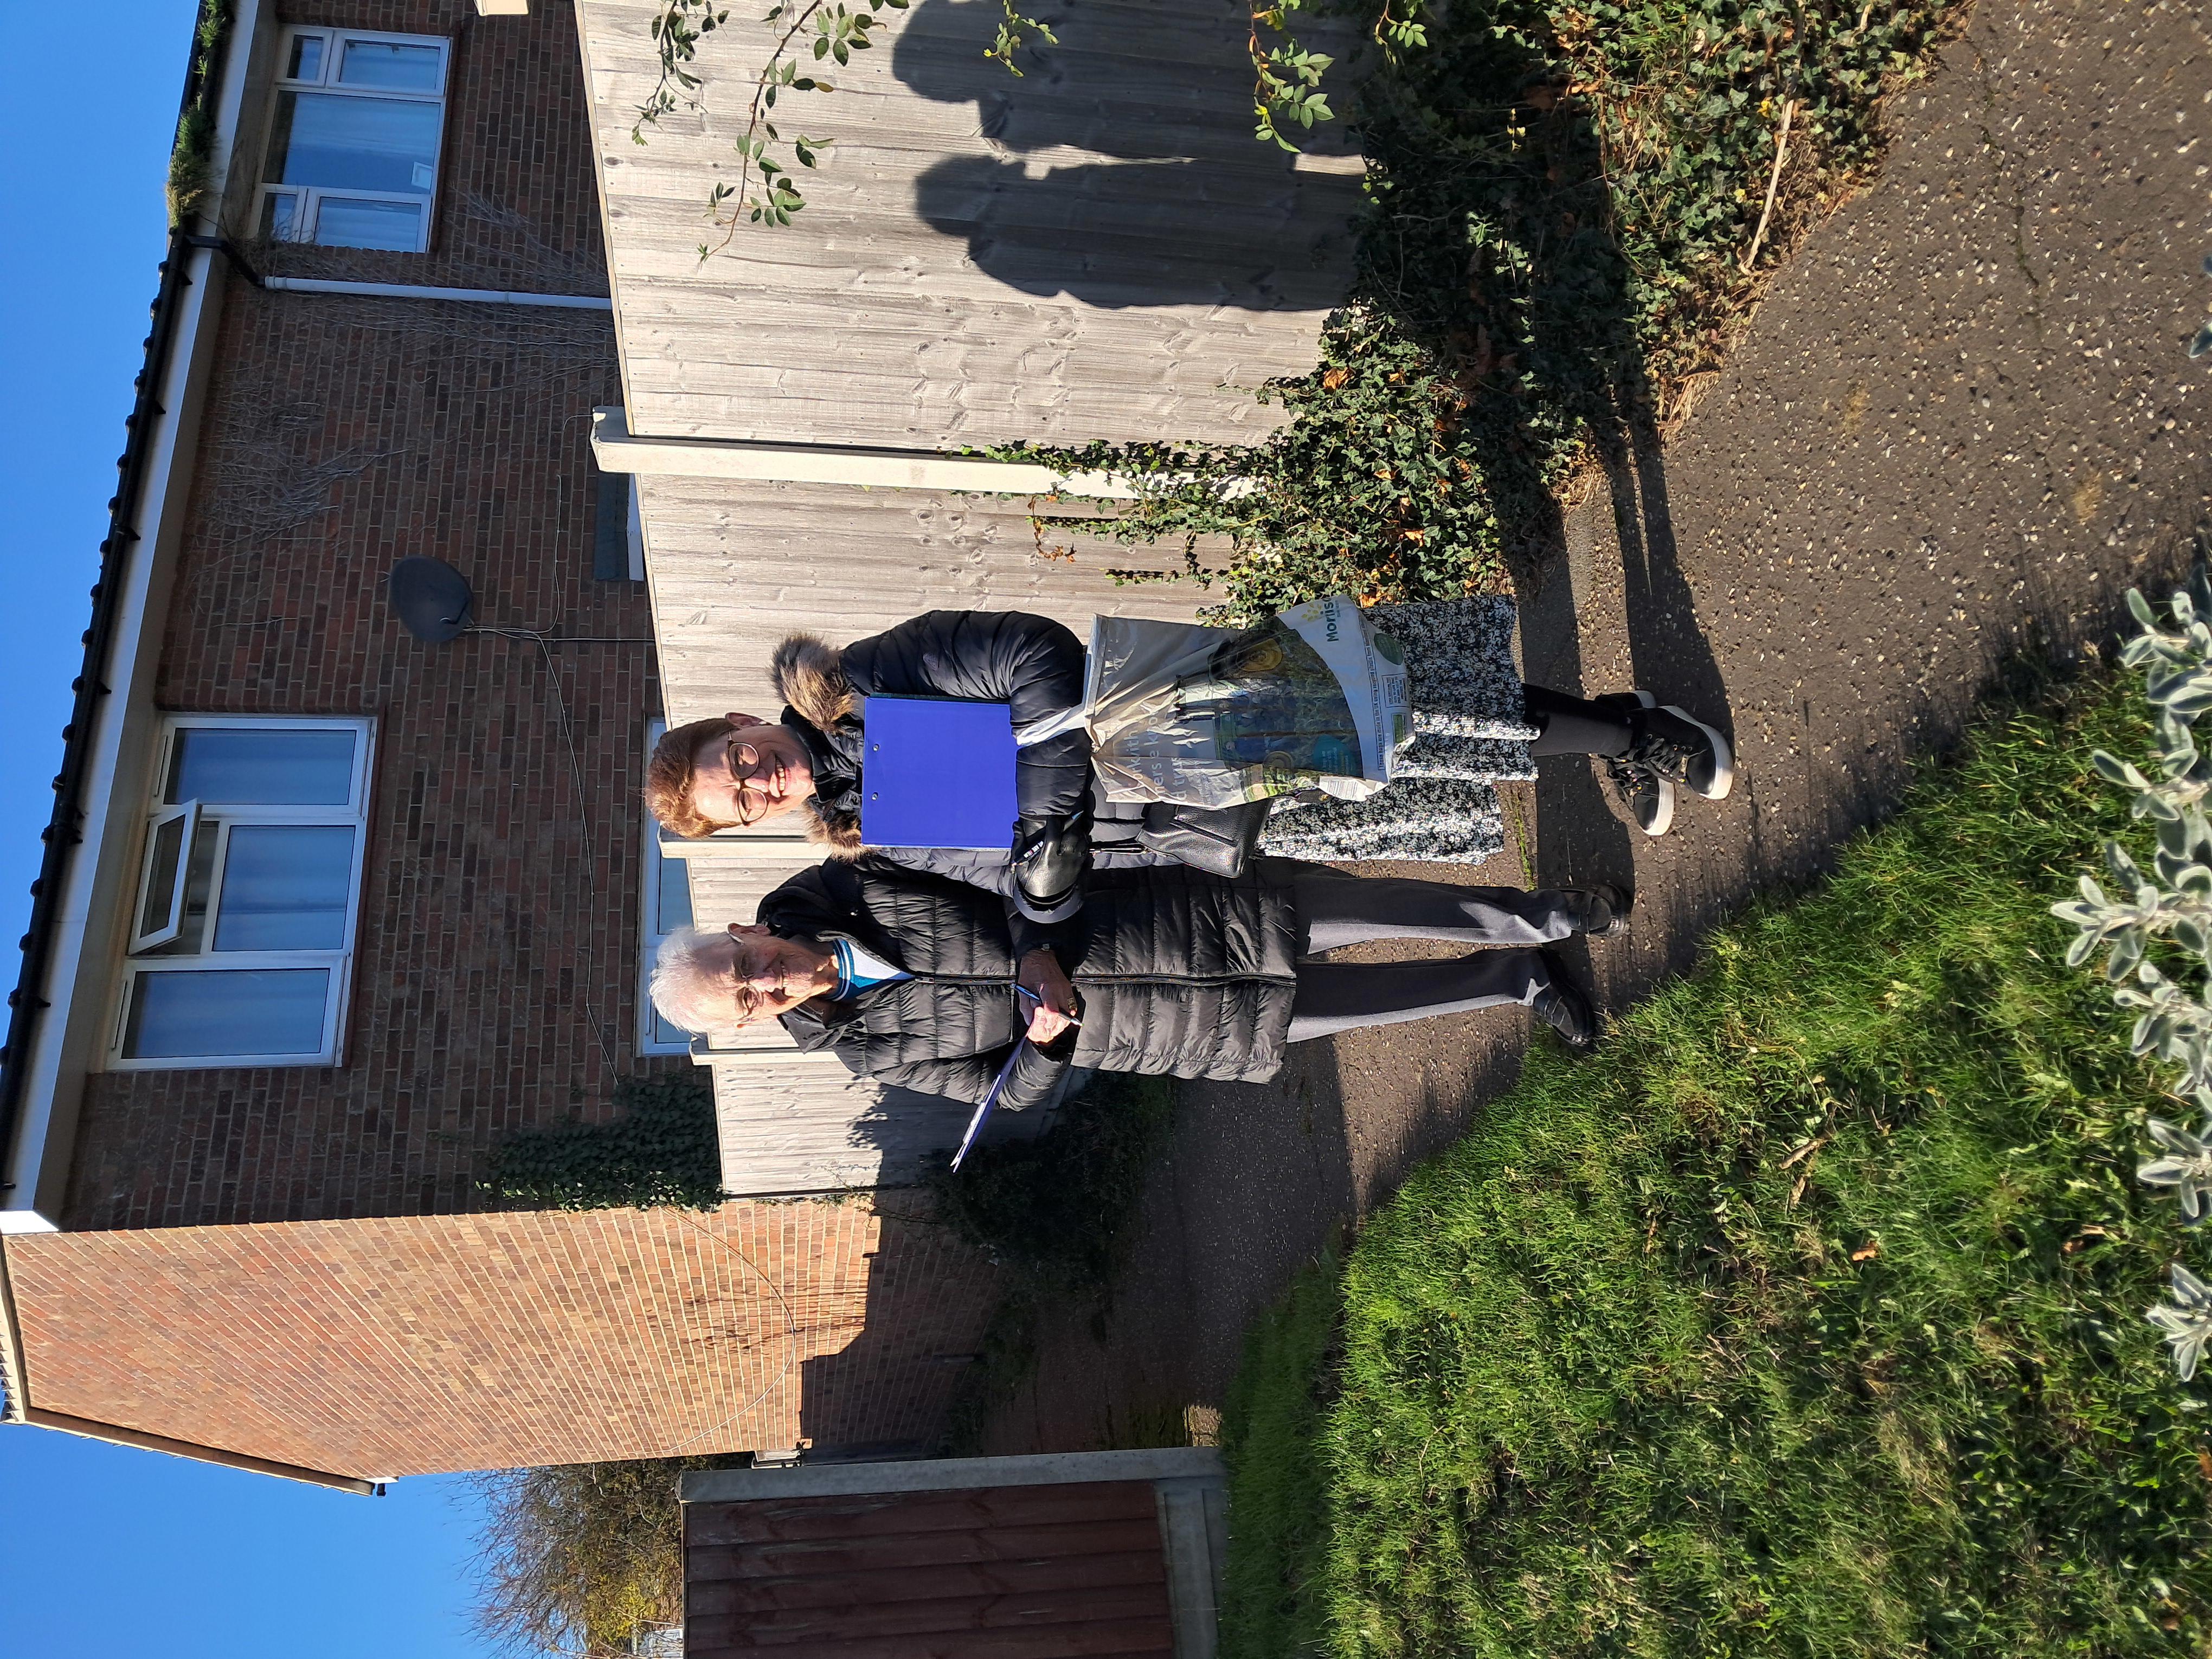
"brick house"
0,0,995,1490
0,0,1355,1488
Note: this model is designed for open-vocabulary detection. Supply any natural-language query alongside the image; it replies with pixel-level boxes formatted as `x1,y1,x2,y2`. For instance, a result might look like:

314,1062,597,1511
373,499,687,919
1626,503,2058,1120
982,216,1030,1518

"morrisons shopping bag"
1082,597,1412,808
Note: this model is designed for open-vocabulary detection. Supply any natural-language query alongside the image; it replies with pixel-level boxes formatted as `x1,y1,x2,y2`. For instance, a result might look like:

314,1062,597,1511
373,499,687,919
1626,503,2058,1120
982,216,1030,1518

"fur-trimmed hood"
771,634,865,856
771,634,854,731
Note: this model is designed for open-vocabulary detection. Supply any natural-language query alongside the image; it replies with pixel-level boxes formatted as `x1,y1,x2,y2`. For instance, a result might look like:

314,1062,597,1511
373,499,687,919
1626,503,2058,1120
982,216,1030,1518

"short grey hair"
650,925,735,1036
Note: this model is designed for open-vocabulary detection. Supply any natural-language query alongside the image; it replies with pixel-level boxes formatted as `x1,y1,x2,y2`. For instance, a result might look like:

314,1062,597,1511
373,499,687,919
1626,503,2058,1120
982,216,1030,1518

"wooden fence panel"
574,0,1359,448
577,0,1345,1193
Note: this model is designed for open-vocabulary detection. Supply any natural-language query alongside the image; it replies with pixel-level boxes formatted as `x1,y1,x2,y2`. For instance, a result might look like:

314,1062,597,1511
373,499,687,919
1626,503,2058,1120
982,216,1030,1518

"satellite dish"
388,557,474,644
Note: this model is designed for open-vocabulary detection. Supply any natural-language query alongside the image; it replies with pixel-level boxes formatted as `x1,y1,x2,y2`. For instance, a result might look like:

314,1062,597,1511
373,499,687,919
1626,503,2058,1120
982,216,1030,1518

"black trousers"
1523,683,1636,758
1278,861,1576,1042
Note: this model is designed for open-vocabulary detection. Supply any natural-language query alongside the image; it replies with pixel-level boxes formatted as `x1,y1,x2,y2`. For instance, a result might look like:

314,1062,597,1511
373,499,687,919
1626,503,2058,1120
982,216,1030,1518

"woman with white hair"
652,854,1628,1114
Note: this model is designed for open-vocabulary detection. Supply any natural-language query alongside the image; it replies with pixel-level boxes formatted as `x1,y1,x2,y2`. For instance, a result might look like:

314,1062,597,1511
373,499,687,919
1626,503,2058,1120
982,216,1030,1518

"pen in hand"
1015,982,1079,1039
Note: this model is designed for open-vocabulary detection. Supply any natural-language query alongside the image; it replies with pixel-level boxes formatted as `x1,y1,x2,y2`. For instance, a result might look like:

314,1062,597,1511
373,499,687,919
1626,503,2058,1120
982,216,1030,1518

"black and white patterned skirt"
1259,596,1532,866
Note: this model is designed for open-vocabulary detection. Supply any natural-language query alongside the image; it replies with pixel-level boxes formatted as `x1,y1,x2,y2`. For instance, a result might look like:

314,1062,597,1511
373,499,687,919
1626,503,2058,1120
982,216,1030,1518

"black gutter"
0,10,232,1195
185,233,263,288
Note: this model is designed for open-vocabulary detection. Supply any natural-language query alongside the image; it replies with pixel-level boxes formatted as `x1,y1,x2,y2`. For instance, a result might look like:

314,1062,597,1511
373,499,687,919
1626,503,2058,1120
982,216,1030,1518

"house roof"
0,0,258,1232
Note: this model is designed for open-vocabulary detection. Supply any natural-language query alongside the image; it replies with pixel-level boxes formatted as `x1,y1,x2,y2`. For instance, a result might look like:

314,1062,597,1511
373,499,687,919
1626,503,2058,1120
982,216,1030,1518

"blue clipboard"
859,696,1017,850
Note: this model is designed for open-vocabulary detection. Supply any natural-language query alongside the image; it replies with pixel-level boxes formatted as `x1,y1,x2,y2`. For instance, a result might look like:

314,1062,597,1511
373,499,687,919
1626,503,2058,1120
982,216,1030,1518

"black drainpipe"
0,7,230,1191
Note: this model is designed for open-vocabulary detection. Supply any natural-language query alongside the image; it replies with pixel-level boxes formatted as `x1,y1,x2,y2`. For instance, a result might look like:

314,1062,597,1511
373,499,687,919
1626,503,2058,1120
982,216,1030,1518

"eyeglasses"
724,736,774,826
723,939,771,1023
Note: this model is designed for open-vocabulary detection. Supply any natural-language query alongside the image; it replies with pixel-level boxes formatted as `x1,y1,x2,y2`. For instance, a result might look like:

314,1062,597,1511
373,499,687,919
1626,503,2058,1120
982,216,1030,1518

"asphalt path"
983,0,2212,1454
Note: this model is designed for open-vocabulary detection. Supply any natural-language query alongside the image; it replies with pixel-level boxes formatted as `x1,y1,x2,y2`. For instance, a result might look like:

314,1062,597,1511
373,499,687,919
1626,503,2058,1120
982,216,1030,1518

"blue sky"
0,9,491,1657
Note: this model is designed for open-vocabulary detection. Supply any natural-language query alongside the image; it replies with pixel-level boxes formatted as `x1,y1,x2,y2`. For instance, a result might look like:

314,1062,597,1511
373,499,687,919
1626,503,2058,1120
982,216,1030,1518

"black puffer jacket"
760,856,1304,1111
773,608,1269,920
771,610,1092,851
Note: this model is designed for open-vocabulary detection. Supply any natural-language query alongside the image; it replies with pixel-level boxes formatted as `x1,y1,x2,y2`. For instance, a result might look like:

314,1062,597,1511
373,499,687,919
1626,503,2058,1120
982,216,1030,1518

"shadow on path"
976,0,2212,1451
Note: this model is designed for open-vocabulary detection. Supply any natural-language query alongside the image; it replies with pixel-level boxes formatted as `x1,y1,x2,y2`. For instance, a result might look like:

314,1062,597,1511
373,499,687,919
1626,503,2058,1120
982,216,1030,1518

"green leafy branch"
636,0,908,260
633,0,727,140
1368,0,1425,55
983,0,1057,74
1248,0,1429,151
1248,1,1334,150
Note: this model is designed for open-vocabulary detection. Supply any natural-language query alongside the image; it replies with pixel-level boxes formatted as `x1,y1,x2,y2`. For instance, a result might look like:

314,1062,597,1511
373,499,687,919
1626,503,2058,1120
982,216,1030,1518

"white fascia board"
0,253,228,1233
0,3,262,1234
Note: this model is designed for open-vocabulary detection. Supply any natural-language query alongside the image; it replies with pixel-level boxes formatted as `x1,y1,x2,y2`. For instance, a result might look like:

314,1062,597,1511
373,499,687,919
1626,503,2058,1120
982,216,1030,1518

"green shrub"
482,1071,724,1212
468,1455,739,1658
1012,0,1963,616
927,1070,1176,1292
928,1072,1177,1454
1223,670,2212,1656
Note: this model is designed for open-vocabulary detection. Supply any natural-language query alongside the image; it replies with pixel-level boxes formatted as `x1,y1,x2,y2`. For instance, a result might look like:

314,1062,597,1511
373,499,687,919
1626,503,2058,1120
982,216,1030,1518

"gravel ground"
981,0,2212,1455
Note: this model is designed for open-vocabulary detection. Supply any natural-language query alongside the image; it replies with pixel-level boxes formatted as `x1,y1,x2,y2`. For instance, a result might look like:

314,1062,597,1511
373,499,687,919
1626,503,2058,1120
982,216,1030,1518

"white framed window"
640,720,698,1056
110,717,376,1070
258,27,449,253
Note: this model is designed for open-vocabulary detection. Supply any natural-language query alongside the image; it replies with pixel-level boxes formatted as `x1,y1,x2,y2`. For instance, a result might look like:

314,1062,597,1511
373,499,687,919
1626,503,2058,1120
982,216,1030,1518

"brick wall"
5,1198,1000,1476
245,2,608,295
11,0,1014,1478
62,0,658,1231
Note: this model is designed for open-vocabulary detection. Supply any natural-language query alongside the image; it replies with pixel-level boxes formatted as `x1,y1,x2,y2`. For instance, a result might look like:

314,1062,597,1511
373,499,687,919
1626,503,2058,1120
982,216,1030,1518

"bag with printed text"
1082,596,1411,808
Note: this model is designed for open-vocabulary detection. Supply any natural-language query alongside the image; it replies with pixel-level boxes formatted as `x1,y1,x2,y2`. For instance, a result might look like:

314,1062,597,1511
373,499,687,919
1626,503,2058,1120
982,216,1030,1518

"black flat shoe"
1577,882,1634,940
1531,956,1597,1051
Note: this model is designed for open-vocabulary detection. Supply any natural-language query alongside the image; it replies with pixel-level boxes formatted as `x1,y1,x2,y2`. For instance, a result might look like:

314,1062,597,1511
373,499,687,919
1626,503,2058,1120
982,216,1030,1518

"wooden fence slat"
683,1515,1166,1577
705,1585,1172,1643
578,0,1351,451
680,1613,1176,1658
684,1548,1168,1612
687,1483,1160,1544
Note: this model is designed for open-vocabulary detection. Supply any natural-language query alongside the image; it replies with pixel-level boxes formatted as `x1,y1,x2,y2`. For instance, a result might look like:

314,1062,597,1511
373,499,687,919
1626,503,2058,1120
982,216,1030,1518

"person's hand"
1017,948,1079,1045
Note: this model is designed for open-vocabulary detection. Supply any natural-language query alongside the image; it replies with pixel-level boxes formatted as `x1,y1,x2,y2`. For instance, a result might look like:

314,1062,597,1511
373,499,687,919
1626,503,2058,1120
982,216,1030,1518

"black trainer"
1605,754,1676,837
1629,705,1734,801
1531,954,1597,1051
1574,882,1634,940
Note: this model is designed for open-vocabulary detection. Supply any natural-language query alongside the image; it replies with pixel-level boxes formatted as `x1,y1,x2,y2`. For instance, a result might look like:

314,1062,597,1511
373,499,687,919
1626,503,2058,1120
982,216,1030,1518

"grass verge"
1221,668,2212,1656
1013,0,1962,616
1221,1243,1346,1658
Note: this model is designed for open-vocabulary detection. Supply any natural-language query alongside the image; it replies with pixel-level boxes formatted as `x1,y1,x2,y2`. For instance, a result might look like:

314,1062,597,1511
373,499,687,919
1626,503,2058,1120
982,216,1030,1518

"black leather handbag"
1136,799,1274,878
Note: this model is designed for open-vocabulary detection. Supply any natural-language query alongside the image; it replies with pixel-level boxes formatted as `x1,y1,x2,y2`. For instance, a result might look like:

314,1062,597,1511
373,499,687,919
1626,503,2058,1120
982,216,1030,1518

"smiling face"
706,923,840,1026
686,713,816,829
